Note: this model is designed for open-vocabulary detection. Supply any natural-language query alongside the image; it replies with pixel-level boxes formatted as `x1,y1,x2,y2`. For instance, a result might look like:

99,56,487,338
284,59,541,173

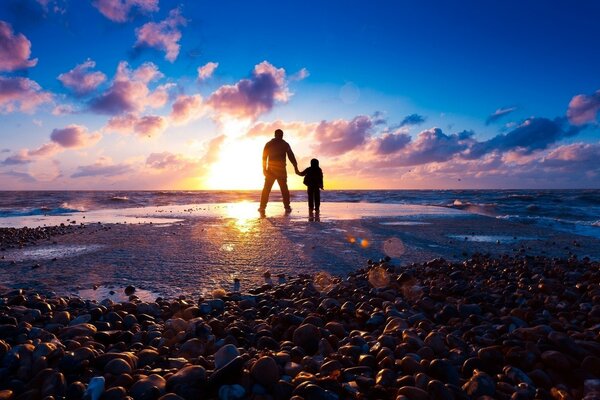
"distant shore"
0,254,598,399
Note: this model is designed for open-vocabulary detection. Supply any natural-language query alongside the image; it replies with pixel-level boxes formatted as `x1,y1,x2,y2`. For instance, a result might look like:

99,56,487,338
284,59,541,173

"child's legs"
315,188,320,210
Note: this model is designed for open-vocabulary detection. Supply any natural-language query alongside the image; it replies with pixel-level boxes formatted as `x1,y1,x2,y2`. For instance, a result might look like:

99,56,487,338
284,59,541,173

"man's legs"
259,174,276,210
307,187,314,211
276,175,291,210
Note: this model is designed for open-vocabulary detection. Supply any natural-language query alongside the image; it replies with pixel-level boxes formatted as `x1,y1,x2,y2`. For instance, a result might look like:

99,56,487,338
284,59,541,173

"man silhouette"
259,129,299,213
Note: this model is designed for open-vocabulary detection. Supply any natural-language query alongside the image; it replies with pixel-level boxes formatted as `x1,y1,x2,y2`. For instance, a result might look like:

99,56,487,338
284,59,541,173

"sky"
0,0,599,190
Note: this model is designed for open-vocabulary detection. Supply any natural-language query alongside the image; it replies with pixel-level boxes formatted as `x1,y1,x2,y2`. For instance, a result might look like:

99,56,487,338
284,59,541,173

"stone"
397,386,429,400
215,344,240,370
166,365,206,397
541,350,571,371
130,374,166,400
292,324,321,355
462,370,495,398
104,358,132,375
251,356,279,387
84,376,105,400
218,384,245,400
428,358,460,386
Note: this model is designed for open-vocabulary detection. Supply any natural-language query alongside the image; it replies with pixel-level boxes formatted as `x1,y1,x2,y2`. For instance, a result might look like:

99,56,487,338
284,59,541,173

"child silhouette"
298,158,324,212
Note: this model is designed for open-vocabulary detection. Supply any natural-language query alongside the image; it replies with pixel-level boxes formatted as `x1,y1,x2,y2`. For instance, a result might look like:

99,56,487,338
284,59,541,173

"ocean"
0,190,599,238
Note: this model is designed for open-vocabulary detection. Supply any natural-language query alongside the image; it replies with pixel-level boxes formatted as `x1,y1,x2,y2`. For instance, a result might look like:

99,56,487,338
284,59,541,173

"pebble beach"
0,253,599,399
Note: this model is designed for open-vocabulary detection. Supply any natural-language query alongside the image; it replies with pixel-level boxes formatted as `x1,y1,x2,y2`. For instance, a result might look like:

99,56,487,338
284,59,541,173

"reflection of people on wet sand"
259,129,299,213
298,158,324,214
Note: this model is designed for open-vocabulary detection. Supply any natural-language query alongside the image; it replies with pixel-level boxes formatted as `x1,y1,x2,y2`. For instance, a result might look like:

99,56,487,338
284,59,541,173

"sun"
204,136,266,190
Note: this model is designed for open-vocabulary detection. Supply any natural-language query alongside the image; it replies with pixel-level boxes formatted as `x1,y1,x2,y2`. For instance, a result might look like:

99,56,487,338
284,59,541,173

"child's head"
310,158,319,167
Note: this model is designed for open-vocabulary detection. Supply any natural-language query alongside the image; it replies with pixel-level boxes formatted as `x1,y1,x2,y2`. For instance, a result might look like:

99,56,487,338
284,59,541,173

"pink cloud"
0,76,52,113
72,158,133,178
105,113,167,138
146,151,194,170
1,142,61,165
544,142,600,163
90,61,169,115
207,61,290,120
246,120,316,138
135,8,186,62
197,62,219,81
314,115,374,155
92,0,158,22
0,21,38,72
58,59,107,95
50,124,102,148
567,90,600,126
170,94,204,125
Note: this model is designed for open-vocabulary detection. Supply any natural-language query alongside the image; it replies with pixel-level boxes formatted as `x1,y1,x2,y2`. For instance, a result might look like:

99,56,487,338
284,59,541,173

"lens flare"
368,266,390,288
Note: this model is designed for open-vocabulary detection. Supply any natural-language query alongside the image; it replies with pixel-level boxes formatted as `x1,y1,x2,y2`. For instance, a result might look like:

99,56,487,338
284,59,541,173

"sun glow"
204,137,266,189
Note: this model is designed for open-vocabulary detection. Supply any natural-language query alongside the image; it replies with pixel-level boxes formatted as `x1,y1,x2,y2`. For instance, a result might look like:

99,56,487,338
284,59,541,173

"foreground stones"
0,254,599,399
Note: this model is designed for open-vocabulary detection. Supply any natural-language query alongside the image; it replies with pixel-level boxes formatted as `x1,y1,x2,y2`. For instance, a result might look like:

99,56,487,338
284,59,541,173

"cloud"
542,142,600,166
92,0,158,22
1,170,37,183
146,151,194,170
1,142,60,165
389,128,473,166
135,8,186,62
197,62,218,81
170,94,204,125
0,21,38,71
468,117,580,157
485,106,517,125
207,61,290,120
375,131,411,154
314,115,374,155
290,68,310,81
105,113,167,138
71,158,133,178
50,124,102,148
567,90,600,126
90,61,169,115
0,76,52,113
58,59,107,95
398,113,426,128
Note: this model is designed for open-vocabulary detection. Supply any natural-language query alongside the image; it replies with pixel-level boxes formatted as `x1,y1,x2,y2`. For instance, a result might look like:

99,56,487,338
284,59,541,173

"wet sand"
0,201,599,299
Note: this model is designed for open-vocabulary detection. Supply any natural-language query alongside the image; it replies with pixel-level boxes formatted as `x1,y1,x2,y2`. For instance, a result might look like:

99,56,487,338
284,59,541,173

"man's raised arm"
287,144,299,174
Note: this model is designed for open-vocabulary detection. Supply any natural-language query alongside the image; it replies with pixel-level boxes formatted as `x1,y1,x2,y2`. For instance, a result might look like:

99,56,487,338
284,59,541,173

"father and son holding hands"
258,129,323,214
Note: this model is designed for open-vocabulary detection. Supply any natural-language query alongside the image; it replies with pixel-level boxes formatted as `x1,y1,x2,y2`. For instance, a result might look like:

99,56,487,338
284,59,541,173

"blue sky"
1,0,599,189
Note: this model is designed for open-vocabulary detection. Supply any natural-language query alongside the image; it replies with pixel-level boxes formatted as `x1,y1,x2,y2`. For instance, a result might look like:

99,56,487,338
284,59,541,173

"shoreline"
0,254,598,399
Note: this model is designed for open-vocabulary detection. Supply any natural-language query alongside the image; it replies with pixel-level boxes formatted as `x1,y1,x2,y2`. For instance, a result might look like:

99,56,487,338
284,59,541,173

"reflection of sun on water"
225,201,259,233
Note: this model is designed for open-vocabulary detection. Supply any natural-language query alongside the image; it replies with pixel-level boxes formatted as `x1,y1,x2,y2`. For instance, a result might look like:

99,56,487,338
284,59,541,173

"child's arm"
298,168,308,176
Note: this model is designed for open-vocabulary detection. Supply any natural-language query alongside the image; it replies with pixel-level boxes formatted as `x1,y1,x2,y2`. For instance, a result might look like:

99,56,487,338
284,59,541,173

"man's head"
274,129,284,139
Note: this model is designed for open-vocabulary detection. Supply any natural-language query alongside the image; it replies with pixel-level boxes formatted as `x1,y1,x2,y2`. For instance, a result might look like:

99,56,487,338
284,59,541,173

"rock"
214,344,240,369
166,365,206,397
59,323,97,339
84,376,105,400
218,384,245,400
424,332,448,355
383,317,408,334
541,350,571,371
325,321,345,337
125,285,136,295
251,356,279,387
158,395,185,400
397,386,429,400
66,382,86,400
104,358,132,375
292,324,321,355
138,349,160,367
208,356,245,389
102,386,127,400
130,374,166,400
429,358,460,386
427,379,454,400
179,338,207,359
462,370,495,397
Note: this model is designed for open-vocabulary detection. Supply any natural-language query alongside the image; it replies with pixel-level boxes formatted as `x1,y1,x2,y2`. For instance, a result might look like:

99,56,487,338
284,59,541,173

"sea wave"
109,196,129,201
